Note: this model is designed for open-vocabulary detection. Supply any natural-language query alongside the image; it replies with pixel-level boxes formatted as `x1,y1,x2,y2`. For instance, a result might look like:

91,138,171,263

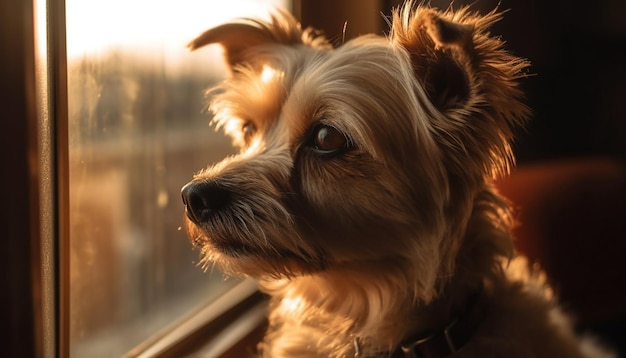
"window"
65,0,290,356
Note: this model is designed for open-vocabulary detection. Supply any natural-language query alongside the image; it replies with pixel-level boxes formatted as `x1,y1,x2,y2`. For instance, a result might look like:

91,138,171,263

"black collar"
392,283,486,358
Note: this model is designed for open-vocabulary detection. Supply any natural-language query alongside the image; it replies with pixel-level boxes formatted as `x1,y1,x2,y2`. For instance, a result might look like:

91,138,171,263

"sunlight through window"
66,1,287,356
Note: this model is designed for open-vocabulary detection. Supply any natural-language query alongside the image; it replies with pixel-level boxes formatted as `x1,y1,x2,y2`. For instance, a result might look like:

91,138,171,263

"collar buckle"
399,316,459,357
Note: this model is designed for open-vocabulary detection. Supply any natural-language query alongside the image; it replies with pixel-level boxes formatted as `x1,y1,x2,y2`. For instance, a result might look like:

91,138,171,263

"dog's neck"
261,263,488,357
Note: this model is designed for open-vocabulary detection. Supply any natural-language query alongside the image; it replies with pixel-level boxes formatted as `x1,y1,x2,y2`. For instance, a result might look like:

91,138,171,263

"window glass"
66,1,287,356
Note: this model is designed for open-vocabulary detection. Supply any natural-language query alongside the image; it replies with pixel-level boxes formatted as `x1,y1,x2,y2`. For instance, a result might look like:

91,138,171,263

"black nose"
181,181,231,224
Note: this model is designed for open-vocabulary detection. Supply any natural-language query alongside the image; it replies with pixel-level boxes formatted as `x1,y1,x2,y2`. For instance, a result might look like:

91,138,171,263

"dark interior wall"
297,0,384,43
470,0,626,163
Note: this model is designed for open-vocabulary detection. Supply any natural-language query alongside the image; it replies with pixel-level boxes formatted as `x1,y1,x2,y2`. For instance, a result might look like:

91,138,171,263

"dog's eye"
312,125,349,154
242,121,256,143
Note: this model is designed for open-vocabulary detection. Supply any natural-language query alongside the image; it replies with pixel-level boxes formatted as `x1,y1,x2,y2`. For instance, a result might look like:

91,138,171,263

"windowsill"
124,279,268,358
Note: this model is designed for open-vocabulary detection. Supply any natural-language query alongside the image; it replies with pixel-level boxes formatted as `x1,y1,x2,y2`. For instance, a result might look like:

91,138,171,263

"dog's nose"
181,181,231,224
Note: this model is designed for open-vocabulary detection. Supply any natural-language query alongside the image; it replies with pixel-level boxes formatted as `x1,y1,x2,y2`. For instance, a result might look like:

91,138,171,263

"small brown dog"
182,2,614,357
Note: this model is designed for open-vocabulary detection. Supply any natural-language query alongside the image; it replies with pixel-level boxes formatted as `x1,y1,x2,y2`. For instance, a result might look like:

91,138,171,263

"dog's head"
182,3,528,298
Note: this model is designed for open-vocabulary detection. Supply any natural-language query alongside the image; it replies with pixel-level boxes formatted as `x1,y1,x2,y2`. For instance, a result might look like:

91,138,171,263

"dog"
181,2,615,357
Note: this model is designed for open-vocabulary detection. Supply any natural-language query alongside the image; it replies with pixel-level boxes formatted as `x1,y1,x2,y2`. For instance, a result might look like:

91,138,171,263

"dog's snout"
181,181,231,224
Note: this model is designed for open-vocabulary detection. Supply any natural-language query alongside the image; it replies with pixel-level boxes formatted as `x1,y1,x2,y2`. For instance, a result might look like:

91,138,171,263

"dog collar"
392,283,486,358
351,284,486,357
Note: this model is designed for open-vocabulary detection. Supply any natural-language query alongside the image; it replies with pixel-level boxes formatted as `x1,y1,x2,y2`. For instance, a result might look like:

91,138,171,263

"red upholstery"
495,157,626,324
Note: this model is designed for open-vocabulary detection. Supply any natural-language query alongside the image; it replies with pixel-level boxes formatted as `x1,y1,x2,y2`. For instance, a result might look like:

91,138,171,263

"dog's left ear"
188,17,300,69
188,12,330,69
391,7,475,111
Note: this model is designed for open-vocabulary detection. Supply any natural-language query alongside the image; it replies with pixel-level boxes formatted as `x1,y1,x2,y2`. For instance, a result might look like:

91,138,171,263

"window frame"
1,0,37,354
1,0,62,356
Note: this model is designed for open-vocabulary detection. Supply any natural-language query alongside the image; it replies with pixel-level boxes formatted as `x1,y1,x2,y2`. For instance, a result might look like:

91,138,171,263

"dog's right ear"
390,6,476,111
188,12,330,69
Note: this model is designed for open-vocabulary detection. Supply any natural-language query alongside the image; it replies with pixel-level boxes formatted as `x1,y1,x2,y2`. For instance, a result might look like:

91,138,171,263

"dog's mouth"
185,217,261,256
206,235,297,260
183,210,328,276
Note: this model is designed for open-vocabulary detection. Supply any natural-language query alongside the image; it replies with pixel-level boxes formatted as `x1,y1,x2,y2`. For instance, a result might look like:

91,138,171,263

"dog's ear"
391,7,475,111
188,12,330,69
188,22,281,67
391,5,529,178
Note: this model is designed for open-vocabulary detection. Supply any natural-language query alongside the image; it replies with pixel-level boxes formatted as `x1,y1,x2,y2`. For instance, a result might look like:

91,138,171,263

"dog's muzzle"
181,181,231,224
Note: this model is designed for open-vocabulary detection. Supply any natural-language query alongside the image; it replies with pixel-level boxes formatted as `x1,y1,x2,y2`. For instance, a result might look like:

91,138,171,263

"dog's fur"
182,2,614,357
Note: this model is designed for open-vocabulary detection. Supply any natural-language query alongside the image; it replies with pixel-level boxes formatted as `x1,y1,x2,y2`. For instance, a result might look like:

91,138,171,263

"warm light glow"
280,296,304,314
65,0,289,59
261,64,279,83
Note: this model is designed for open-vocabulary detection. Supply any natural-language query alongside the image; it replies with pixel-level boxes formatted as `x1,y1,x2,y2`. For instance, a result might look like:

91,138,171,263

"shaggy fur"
181,2,615,357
